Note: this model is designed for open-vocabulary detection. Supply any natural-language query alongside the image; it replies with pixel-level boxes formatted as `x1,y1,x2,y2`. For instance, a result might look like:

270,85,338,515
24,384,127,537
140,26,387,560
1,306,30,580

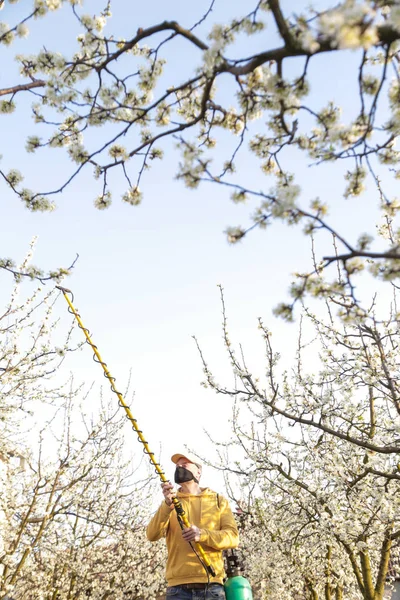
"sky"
0,0,393,497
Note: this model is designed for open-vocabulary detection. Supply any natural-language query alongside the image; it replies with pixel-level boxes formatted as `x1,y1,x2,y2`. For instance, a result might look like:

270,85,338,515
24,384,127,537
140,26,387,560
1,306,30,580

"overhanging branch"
0,80,46,98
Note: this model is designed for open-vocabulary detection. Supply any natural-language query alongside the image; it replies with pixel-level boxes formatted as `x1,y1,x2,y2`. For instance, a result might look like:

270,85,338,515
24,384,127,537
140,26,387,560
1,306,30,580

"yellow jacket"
146,488,239,586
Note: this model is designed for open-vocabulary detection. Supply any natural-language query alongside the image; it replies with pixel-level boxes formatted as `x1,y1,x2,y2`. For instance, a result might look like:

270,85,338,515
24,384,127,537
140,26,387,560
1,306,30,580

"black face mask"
174,466,199,484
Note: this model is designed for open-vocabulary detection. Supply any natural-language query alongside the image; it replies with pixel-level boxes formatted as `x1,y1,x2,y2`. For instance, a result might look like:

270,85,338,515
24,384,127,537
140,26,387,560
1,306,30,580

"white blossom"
122,185,142,206
16,23,29,38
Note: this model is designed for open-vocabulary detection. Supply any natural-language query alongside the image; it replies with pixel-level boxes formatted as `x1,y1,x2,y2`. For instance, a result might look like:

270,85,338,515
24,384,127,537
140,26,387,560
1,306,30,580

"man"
146,451,239,599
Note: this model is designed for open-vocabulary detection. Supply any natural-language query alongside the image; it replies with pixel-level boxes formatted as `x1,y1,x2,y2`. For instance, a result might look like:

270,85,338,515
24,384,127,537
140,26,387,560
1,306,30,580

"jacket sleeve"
146,501,174,541
199,496,239,550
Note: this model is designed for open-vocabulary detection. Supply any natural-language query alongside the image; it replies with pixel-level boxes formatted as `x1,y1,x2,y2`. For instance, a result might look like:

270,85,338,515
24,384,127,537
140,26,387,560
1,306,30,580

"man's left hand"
182,525,201,543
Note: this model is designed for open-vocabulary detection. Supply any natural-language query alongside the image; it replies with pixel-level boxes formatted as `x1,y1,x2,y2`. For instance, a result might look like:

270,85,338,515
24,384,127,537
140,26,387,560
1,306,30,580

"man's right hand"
162,482,176,506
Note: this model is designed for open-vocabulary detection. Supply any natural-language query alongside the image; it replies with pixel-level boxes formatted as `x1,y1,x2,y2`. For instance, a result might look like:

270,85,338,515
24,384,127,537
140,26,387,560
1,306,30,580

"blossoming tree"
2,0,400,304
0,274,166,599
2,395,166,600
194,286,400,599
236,495,359,599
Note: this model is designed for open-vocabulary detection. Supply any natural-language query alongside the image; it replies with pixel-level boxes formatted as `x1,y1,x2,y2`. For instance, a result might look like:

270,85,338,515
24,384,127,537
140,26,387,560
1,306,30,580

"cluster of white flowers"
0,20,14,45
225,225,245,244
19,189,55,211
16,22,29,38
361,73,379,95
94,190,112,209
176,141,208,189
138,58,165,93
298,28,321,54
46,0,62,10
318,1,378,49
0,99,15,114
344,166,367,197
357,232,373,250
6,169,23,187
155,102,171,127
121,185,142,206
230,190,248,204
67,143,88,164
108,144,128,161
272,178,300,215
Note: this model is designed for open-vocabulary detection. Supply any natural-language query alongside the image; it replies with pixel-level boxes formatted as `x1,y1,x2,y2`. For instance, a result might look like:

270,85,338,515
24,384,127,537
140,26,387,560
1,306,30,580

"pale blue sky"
0,0,390,492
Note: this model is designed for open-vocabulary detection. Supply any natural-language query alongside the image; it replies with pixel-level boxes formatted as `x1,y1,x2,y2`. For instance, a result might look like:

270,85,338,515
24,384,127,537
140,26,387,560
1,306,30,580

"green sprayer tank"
224,550,253,600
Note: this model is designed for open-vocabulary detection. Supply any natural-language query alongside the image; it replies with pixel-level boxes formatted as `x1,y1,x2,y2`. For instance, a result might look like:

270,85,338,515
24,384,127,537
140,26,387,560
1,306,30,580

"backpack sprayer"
57,286,254,599
224,550,253,600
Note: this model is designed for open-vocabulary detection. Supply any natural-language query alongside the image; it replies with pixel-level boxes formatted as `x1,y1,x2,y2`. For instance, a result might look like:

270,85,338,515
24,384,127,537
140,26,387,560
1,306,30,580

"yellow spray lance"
56,286,216,578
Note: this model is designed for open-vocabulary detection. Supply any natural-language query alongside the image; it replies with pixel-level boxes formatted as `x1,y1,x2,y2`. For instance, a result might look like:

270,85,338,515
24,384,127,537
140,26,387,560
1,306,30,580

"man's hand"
161,482,176,506
182,525,201,543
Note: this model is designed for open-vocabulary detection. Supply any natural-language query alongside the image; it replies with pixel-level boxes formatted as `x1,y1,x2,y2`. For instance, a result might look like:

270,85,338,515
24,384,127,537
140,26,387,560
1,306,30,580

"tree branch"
0,80,46,98
268,0,295,48
97,21,208,73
